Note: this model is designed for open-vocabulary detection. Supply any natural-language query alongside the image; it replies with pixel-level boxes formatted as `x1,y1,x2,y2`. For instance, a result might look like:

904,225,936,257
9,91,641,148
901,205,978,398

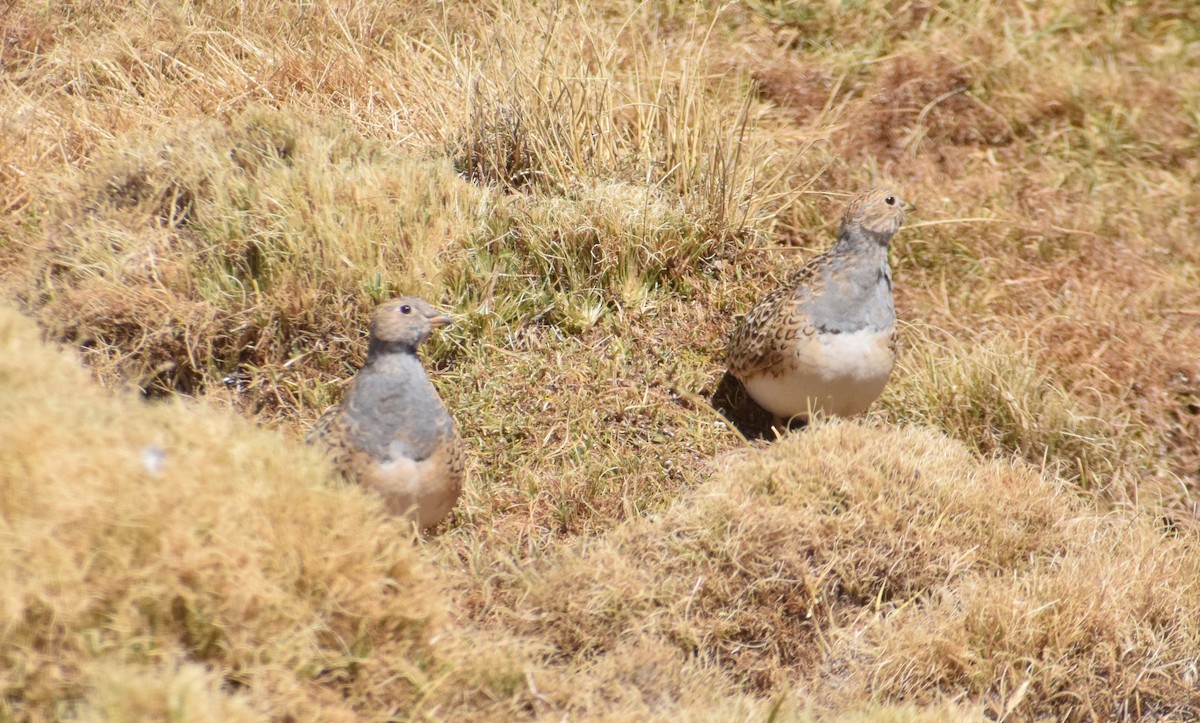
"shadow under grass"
710,370,796,441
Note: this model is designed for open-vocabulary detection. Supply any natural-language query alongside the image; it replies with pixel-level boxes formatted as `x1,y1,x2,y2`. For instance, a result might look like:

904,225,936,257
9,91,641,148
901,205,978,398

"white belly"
742,328,894,420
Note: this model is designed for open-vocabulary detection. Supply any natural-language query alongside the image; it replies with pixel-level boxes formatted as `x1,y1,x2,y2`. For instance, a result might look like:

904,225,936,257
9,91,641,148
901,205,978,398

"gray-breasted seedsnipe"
308,297,464,530
727,187,915,426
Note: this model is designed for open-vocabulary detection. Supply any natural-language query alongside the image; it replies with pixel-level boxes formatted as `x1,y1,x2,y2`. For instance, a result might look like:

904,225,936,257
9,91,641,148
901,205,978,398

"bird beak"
903,200,917,213
426,312,453,328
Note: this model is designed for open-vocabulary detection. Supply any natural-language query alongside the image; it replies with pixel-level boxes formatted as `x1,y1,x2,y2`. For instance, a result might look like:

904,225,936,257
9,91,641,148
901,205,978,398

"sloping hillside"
1,1,1198,719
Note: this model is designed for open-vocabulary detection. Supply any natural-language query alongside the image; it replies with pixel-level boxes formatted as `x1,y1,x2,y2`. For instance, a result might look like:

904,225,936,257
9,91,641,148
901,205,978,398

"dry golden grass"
0,306,439,720
2,0,1199,719
456,421,1200,718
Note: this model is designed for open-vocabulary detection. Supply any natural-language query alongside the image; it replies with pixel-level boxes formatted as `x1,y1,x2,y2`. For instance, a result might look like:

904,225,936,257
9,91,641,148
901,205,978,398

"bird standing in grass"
307,297,464,530
726,187,914,428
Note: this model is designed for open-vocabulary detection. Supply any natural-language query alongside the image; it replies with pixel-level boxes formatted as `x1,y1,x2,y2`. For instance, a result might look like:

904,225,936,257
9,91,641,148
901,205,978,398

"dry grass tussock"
20,108,485,404
2,0,1200,718
448,421,1200,719
0,306,438,720
12,307,1197,719
885,326,1155,496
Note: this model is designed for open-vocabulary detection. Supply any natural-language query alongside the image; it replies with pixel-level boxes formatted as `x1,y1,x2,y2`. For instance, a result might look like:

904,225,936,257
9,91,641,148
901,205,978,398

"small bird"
307,297,464,530
726,187,915,427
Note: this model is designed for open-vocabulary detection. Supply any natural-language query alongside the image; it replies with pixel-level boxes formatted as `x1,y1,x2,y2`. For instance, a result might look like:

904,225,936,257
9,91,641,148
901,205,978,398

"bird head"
839,187,915,244
368,297,453,355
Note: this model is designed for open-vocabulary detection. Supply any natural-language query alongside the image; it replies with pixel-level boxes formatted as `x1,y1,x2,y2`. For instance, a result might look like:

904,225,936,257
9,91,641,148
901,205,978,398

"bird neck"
366,338,419,359
831,225,892,258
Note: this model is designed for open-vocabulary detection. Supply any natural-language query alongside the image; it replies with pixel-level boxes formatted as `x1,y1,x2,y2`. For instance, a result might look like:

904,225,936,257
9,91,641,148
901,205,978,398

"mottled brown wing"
306,400,356,471
726,255,825,379
434,428,466,504
445,428,465,484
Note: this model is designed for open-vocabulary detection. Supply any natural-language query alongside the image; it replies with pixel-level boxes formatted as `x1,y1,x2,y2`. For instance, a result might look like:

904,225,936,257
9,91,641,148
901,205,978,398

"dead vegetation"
0,307,439,721
1,0,1199,719
458,422,1200,718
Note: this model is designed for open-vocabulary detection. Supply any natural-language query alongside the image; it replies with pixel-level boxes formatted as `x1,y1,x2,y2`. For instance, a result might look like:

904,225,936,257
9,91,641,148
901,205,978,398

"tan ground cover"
1,0,1198,719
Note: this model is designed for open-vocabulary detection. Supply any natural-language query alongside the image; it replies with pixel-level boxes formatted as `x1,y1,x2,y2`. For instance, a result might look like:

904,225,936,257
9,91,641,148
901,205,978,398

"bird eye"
400,304,412,314
885,196,896,206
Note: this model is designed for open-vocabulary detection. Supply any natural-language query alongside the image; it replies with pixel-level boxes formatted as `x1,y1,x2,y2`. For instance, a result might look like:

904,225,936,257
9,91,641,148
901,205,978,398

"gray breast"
341,354,455,463
806,256,895,334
